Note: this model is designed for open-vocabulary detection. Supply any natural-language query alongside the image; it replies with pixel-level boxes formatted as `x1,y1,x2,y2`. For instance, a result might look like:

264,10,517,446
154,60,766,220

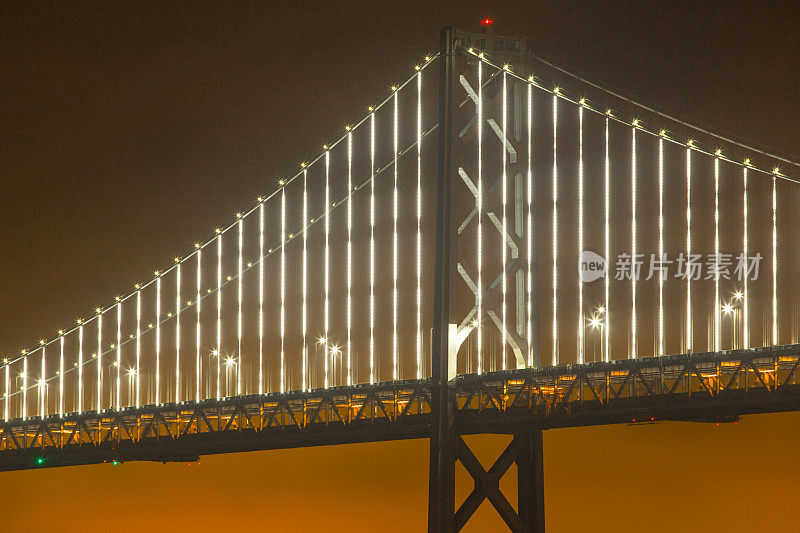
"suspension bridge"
2,26,799,531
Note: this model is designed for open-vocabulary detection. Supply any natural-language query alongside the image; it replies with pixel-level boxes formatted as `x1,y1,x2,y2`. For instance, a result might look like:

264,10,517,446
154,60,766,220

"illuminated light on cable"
280,187,286,393
552,93,558,365
303,168,308,391
526,80,533,367
743,167,749,349
392,88,399,381
40,346,45,418
3,364,8,421
216,233,222,400
22,353,27,419
196,249,202,403
155,275,162,405
685,146,692,352
714,156,720,351
237,218,242,396
480,18,494,26
501,71,508,371
604,116,611,362
324,151,330,389
577,104,584,365
135,290,141,407
258,203,264,394
173,263,180,402
59,335,64,417
772,172,778,345
658,137,664,356
631,126,637,358
96,311,102,412
347,132,353,386
416,68,422,379
78,324,83,413
369,112,376,384
477,60,483,374
116,301,121,409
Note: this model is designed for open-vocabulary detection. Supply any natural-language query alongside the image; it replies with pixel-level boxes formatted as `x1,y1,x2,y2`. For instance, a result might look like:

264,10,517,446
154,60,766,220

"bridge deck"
2,345,798,472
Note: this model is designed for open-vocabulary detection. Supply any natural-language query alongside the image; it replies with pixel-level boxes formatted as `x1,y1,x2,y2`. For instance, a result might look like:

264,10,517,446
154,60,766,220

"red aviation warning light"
480,18,494,26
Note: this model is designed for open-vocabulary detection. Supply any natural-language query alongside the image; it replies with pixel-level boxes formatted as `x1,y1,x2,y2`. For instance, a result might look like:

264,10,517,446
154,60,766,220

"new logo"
580,251,606,282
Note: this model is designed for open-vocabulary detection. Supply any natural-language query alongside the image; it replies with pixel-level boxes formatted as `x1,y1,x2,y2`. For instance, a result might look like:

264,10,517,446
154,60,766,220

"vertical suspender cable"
743,167,749,348
59,335,64,417
658,138,664,355
686,147,692,352
526,81,533,366
604,116,611,361
577,104,584,364
303,169,308,390
392,89,399,381
3,364,8,421
714,157,720,351
631,126,637,358
369,113,376,383
96,312,102,412
477,61,483,374
196,249,201,402
216,232,222,400
281,187,286,392
22,354,27,419
116,301,121,409
552,93,559,365
40,347,46,418
416,69,423,379
237,218,243,395
324,151,330,389
176,262,181,403
259,204,264,393
155,275,161,404
772,173,778,345
78,324,83,413
347,132,353,386
501,71,508,371
136,290,141,407
658,137,664,356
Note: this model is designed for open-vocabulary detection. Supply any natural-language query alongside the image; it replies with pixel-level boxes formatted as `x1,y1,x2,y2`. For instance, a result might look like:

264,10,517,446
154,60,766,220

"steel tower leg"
517,429,545,532
429,25,457,533
429,26,545,532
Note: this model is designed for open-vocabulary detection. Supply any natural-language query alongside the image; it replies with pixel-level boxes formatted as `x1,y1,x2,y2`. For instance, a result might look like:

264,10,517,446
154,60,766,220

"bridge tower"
429,26,544,532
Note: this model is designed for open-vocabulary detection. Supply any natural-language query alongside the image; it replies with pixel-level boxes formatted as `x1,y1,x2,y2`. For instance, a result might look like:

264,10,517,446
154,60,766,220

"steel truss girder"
1,346,799,471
